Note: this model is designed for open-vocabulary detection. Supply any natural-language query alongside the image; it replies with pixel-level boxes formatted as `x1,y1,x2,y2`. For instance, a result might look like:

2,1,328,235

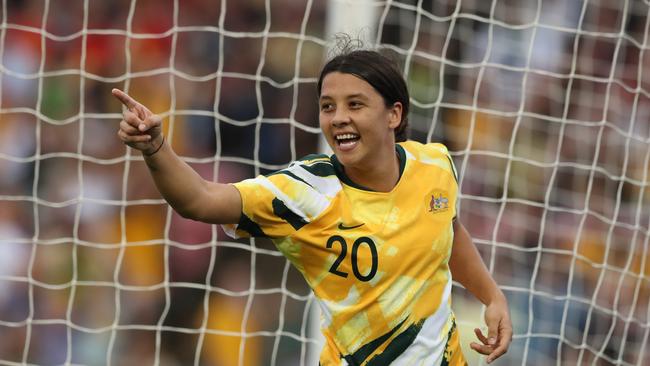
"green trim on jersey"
330,145,407,191
272,197,308,230
365,319,424,365
237,213,268,237
300,160,337,178
343,317,408,365
445,155,458,183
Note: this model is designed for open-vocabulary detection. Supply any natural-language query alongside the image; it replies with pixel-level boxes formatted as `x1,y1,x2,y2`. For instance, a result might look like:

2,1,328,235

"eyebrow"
319,93,368,101
346,93,366,99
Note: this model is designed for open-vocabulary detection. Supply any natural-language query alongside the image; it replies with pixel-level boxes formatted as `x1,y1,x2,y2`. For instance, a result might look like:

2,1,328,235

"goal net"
0,0,648,365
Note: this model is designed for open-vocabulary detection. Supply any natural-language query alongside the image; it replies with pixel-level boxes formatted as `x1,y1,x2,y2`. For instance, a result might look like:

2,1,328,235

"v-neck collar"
330,144,406,192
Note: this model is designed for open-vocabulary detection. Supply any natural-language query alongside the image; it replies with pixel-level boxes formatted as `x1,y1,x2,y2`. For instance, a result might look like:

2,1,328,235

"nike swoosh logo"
338,223,365,230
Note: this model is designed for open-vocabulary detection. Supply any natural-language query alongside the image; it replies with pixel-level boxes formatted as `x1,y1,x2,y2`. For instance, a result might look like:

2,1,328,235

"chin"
335,152,362,168
335,140,371,166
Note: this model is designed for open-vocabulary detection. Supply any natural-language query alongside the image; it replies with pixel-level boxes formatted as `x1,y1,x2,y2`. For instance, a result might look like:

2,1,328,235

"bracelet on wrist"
144,136,164,156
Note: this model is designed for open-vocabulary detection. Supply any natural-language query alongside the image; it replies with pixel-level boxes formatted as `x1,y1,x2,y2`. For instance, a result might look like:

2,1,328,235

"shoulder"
231,154,342,236
296,153,330,164
288,153,337,177
262,153,341,197
270,153,336,181
399,140,452,164
400,140,450,157
399,140,458,181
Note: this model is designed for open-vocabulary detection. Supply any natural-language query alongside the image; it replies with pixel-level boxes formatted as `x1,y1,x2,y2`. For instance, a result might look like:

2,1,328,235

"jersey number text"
326,235,378,281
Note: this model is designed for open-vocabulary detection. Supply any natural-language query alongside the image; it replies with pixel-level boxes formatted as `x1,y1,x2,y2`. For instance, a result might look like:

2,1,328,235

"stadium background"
0,0,649,365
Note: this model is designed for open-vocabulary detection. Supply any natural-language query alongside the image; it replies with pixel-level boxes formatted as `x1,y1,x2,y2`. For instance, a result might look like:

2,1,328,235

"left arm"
449,220,512,364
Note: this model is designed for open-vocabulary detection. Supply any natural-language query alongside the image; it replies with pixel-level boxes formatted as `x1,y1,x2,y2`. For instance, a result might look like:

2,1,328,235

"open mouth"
335,133,360,149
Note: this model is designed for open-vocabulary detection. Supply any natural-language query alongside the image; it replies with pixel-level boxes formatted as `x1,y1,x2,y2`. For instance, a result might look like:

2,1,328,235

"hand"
112,88,163,155
470,298,512,364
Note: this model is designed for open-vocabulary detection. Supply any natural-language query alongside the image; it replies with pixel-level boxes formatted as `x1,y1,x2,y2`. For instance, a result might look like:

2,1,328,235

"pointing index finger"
112,88,138,111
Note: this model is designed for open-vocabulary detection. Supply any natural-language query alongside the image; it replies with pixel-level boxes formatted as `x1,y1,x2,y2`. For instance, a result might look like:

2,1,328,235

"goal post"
0,1,649,365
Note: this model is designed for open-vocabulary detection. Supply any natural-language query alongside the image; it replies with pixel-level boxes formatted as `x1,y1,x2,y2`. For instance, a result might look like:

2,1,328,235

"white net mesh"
0,0,648,365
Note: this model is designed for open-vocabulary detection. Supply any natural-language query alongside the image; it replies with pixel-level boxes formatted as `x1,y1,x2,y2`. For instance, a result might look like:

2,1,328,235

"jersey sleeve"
222,159,341,239
221,176,294,239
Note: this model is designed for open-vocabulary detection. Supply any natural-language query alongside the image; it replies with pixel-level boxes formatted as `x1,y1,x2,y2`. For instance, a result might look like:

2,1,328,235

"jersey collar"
330,144,406,192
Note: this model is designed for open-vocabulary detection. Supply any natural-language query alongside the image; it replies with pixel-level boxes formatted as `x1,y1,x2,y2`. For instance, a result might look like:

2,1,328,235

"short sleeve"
220,176,298,239
222,161,341,239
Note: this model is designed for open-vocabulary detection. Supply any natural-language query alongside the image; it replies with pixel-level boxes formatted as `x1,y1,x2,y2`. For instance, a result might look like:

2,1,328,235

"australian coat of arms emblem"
429,193,449,212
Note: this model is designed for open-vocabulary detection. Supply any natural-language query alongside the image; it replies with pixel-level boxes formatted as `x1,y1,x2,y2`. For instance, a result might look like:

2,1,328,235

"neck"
344,145,400,192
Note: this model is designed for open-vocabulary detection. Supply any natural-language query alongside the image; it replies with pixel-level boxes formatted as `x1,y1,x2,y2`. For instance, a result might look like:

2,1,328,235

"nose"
331,107,351,127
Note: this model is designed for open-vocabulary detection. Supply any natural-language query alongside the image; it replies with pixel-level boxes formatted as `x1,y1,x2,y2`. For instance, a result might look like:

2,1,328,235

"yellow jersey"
224,141,467,365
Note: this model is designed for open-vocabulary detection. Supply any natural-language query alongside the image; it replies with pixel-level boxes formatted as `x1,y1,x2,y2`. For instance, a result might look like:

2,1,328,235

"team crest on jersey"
429,192,449,213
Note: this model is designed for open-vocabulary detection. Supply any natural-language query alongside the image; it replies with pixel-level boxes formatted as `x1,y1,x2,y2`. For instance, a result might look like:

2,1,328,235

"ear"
387,102,403,129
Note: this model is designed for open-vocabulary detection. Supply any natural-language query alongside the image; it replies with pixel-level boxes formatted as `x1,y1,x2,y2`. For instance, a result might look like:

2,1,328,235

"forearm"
449,220,506,306
144,136,236,223
112,89,241,224
451,221,513,361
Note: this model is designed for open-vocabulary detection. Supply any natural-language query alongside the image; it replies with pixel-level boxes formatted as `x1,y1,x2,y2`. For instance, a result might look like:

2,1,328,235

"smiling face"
319,72,403,169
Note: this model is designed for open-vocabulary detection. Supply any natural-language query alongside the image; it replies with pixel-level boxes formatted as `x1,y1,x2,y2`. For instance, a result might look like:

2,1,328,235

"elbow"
170,182,213,221
166,182,239,224
171,201,205,221
175,207,197,220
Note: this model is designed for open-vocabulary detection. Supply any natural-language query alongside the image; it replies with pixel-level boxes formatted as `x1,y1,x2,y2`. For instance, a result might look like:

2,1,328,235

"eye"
349,100,363,109
320,102,334,112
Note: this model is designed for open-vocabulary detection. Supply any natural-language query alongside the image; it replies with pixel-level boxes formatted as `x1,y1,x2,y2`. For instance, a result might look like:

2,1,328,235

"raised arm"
112,88,241,224
449,220,512,364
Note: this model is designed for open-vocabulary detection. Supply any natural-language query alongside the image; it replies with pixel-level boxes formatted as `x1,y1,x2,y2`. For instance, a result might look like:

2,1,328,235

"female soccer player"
113,48,512,365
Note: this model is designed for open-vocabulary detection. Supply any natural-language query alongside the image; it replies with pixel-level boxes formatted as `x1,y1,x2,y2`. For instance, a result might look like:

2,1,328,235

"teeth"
336,133,358,140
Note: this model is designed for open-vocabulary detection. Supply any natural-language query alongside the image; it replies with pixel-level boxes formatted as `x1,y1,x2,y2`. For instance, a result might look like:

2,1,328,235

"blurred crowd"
0,0,648,365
